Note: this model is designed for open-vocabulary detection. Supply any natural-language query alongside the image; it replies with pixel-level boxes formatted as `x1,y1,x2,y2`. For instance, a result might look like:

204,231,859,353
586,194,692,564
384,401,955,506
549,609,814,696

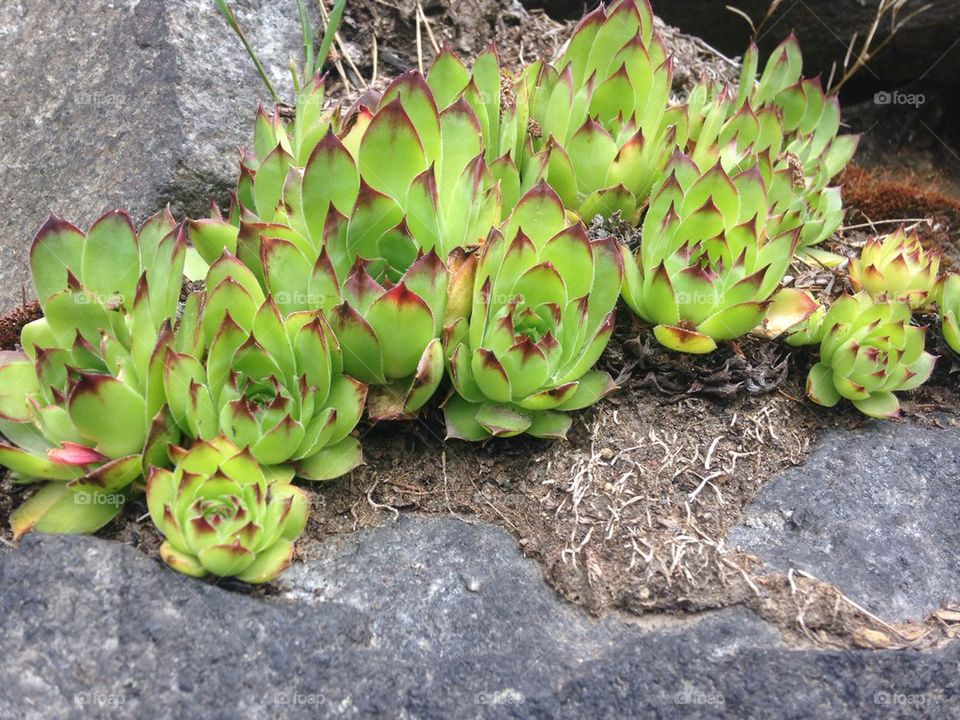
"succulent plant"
146,436,308,583
733,36,857,253
237,70,502,259
165,255,366,480
442,183,621,440
806,292,936,418
672,35,853,263
849,228,940,309
784,304,825,347
187,215,456,422
190,67,507,420
0,210,186,538
937,273,960,354
621,152,816,353
515,0,674,222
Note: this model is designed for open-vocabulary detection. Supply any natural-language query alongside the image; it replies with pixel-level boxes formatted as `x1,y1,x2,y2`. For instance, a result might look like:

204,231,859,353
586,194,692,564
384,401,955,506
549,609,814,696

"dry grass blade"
725,4,756,35
415,2,424,74
416,3,441,55
830,0,933,93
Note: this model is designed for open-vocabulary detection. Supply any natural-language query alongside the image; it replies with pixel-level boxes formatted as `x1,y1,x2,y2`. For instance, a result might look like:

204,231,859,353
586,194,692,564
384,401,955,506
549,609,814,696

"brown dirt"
329,0,571,92
325,1,739,101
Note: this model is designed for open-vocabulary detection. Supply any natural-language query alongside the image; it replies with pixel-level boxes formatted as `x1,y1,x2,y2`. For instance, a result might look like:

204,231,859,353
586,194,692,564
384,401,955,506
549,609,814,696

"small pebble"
599,448,614,461
461,574,481,593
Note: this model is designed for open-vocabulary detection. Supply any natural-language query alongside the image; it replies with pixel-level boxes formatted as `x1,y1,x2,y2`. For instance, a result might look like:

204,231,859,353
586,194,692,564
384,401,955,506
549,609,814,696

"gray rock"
730,422,960,623
0,0,301,313
1,517,958,718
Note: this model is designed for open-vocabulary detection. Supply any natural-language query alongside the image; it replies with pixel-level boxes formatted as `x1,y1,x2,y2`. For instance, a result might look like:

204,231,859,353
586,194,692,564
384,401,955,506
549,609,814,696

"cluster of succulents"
804,293,936,419
726,36,857,256
0,3,950,586
788,228,943,417
620,153,816,353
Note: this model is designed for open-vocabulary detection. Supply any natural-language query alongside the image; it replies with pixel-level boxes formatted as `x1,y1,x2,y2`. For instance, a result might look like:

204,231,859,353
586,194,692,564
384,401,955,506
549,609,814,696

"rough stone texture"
1,518,958,718
730,422,960,623
0,0,300,313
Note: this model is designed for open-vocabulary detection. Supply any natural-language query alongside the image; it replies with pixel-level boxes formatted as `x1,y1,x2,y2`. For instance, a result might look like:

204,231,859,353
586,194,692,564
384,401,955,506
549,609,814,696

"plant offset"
0,0,953,583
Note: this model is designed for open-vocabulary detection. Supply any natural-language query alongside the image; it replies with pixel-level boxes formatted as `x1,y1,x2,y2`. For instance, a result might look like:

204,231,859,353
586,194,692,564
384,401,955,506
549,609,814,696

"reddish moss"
841,165,960,263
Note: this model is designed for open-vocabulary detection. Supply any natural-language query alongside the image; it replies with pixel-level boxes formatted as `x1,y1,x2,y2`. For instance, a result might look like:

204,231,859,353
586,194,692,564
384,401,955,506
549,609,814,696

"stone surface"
1,517,958,718
0,0,300,313
730,422,960,623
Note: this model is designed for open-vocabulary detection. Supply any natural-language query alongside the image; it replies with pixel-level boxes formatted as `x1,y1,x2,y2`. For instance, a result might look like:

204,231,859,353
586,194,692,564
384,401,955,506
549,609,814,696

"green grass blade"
316,0,347,73
296,0,315,79
214,0,280,103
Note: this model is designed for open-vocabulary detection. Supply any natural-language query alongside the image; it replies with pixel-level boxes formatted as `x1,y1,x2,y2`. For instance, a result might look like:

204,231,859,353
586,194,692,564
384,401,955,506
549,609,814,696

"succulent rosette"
938,273,960,354
849,228,940,309
677,35,853,261
806,292,936,418
733,36,856,253
164,254,366,480
0,210,185,538
186,215,458,422
519,0,675,221
422,0,677,223
442,183,621,440
621,152,816,353
146,436,308,583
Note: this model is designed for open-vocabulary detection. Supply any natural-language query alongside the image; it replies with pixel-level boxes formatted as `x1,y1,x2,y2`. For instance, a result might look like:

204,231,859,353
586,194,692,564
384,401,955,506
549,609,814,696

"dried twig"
414,2,424,74
416,2,441,55
829,0,933,93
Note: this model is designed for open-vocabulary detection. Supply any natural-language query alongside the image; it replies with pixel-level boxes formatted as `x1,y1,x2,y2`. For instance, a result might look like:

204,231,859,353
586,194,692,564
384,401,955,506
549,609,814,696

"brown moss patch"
841,165,960,263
